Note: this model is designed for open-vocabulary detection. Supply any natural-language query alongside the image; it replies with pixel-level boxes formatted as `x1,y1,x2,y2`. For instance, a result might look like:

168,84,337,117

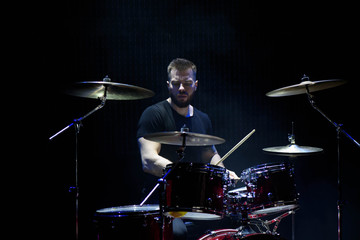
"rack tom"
164,163,229,220
240,162,298,215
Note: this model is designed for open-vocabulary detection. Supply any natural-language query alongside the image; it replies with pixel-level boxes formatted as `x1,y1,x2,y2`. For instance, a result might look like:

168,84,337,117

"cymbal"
263,144,323,155
144,131,225,146
266,79,346,97
65,81,155,100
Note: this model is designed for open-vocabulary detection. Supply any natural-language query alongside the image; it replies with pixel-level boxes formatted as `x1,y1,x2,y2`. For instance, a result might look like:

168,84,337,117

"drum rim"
199,231,286,240
165,162,226,172
244,162,293,171
95,204,160,217
251,202,299,215
164,206,224,220
241,162,294,182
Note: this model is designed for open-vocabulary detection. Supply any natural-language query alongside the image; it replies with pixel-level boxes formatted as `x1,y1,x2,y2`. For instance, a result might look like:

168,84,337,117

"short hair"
167,58,197,79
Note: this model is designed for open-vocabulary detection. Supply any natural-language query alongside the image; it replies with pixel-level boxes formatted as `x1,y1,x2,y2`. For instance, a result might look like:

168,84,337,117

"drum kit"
49,75,359,240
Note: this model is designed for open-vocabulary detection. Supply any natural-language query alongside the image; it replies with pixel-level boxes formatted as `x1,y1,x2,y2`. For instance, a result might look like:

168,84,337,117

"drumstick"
215,129,256,166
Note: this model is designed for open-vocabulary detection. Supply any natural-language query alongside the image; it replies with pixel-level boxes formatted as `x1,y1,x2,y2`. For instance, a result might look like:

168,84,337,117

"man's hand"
227,169,240,182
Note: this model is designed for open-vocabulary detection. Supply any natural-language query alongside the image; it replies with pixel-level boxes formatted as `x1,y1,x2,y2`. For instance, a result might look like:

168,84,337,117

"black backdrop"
41,1,360,240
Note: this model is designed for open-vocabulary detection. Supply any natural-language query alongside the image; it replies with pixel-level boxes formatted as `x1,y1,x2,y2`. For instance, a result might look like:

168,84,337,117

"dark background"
38,1,360,240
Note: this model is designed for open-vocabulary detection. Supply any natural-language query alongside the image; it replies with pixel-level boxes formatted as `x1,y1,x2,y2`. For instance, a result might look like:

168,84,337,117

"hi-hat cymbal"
263,144,323,156
266,79,346,97
144,131,225,146
65,81,155,100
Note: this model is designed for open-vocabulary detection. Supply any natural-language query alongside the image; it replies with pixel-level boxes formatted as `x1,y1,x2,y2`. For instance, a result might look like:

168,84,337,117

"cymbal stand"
49,78,109,240
140,125,189,240
305,83,360,240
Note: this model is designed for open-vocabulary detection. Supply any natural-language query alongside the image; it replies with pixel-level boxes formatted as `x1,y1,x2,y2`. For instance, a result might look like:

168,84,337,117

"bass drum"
198,229,286,240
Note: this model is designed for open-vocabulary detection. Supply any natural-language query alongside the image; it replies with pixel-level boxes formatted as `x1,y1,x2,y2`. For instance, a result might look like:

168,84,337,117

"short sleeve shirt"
137,100,215,163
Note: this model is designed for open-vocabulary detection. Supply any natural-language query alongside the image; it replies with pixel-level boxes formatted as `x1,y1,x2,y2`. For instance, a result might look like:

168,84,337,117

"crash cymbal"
144,131,225,146
266,79,346,97
263,144,323,155
65,80,155,100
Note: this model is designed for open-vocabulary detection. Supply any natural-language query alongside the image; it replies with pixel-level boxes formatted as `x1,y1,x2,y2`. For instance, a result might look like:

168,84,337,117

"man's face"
167,68,198,108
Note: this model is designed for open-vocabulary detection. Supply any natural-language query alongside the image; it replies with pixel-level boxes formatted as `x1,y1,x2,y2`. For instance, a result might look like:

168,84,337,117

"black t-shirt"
137,100,215,164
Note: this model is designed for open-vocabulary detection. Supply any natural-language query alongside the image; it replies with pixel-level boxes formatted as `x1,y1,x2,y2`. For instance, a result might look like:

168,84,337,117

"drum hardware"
229,207,259,239
198,227,288,239
267,75,360,240
259,209,298,236
262,122,323,156
49,76,154,240
197,205,296,239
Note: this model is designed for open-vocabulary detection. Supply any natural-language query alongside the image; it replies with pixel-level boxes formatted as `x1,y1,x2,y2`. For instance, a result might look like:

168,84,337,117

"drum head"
252,203,299,215
241,163,293,183
228,186,248,197
95,204,159,217
94,204,173,239
165,211,222,220
165,162,226,175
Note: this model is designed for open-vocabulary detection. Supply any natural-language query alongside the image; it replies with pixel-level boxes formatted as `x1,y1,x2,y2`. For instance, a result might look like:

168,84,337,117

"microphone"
103,75,111,82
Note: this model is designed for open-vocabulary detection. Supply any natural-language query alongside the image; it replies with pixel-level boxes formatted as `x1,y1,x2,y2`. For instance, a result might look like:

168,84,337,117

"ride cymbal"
266,79,346,97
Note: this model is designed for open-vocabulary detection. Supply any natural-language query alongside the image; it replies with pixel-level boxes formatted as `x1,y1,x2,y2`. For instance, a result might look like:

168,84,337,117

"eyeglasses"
170,80,195,88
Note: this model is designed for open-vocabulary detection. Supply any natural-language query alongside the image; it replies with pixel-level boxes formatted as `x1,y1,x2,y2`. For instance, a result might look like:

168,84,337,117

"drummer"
137,58,239,239
137,58,239,179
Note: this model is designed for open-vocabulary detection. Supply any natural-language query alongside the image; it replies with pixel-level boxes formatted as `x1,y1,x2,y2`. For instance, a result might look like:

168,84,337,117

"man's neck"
167,98,193,117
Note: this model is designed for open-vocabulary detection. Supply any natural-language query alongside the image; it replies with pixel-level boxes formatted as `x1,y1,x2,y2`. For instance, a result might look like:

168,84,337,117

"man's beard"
169,91,194,108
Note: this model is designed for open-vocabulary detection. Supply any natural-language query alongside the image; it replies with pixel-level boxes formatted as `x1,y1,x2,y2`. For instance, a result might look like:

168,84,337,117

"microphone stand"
305,85,359,240
49,80,109,240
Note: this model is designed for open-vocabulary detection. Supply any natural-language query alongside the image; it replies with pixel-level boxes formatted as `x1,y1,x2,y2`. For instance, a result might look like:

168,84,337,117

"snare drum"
198,229,286,240
241,162,298,215
93,204,173,240
164,162,229,220
226,187,251,216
